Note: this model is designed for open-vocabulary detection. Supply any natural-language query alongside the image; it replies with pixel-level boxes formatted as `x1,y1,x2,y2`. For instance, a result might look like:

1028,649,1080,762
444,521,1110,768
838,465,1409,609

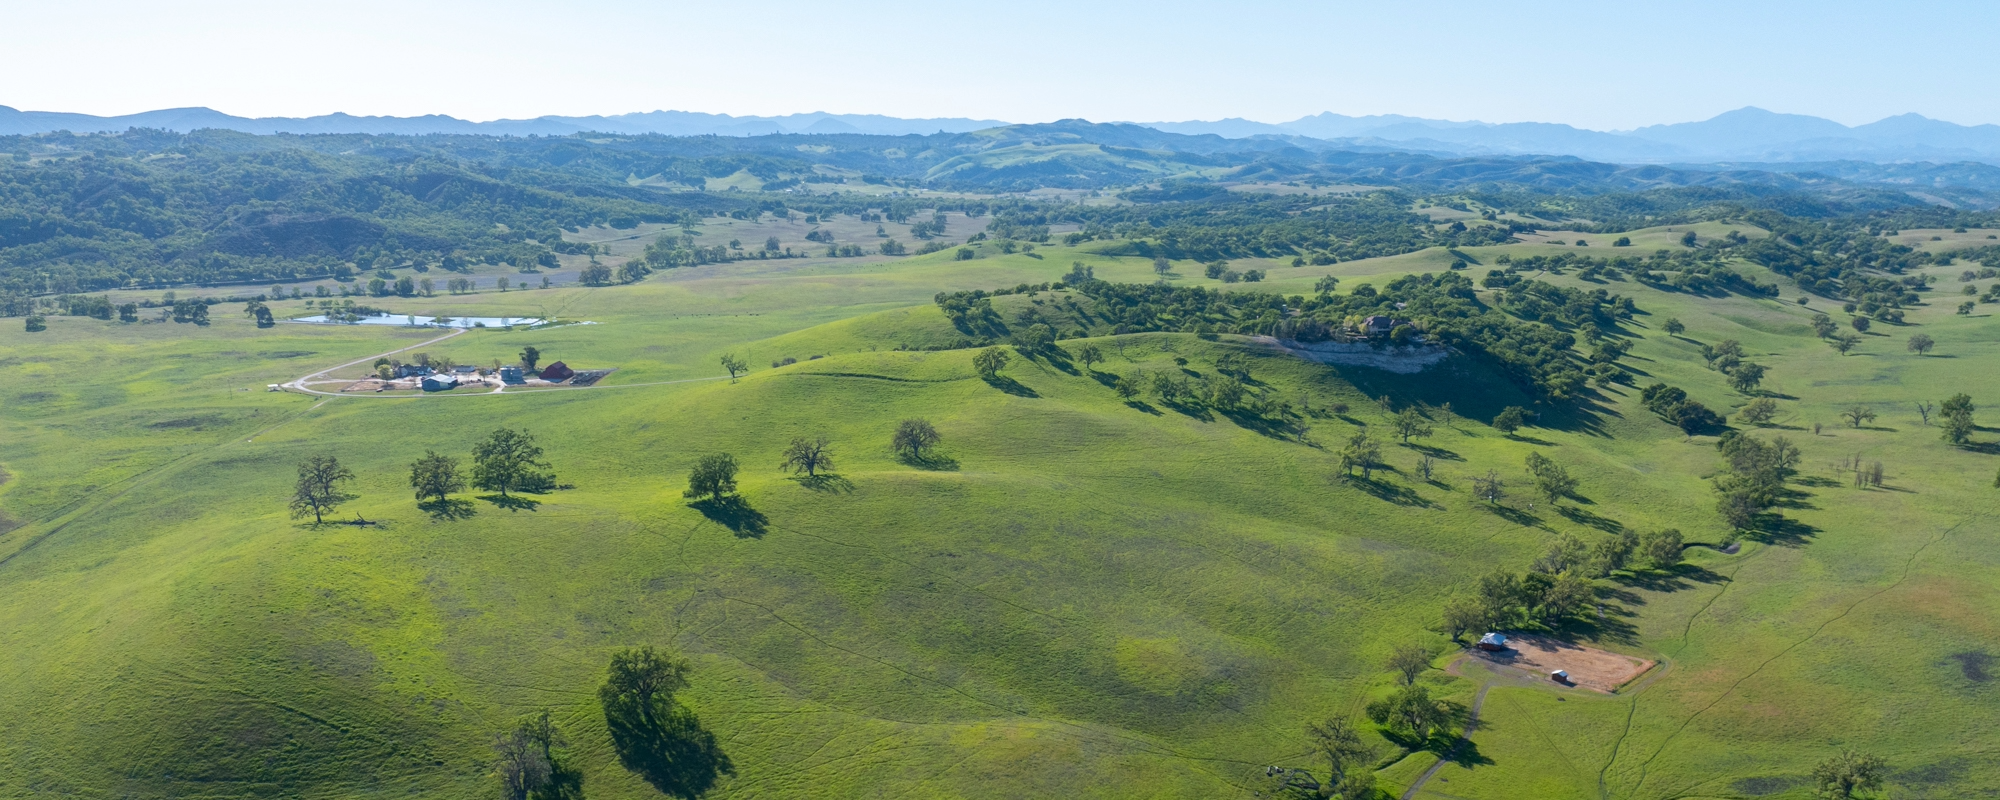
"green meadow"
1,232,1997,799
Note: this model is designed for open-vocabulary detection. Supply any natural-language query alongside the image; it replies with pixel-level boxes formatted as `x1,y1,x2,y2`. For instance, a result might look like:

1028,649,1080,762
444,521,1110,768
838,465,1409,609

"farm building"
453,365,478,374
394,363,433,378
1477,632,1509,651
499,366,525,384
540,361,575,382
420,374,459,392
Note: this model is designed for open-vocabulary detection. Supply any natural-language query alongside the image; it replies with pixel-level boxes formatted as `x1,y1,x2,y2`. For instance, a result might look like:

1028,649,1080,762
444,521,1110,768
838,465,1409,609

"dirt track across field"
1468,634,1655,693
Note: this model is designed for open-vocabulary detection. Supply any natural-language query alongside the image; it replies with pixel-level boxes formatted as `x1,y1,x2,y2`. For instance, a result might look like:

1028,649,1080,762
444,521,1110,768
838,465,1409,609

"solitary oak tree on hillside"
780,436,835,478
1641,528,1684,570
1841,406,1877,428
1076,344,1104,372
685,454,739,501
1113,371,1144,401
1366,684,1457,743
1339,431,1381,479
1906,333,1936,355
1526,452,1578,505
1386,642,1433,686
1941,393,1977,445
290,454,357,524
409,450,466,505
1729,362,1767,394
1493,406,1527,436
1662,317,1685,335
972,347,1010,379
891,419,941,462
1392,407,1433,443
1440,597,1486,642
597,646,734,798
1472,469,1507,505
1737,398,1779,426
600,646,689,715
1811,750,1885,799
719,353,747,382
493,711,572,800
472,428,552,498
1304,717,1376,800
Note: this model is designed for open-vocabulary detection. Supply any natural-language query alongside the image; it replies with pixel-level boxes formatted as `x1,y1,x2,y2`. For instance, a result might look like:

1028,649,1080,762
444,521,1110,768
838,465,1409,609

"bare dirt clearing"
1469,634,1655,693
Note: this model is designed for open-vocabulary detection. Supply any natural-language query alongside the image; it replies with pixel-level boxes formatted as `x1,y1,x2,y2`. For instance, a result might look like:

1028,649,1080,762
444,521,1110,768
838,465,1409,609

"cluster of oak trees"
494,646,731,800
681,419,944,503
287,428,556,523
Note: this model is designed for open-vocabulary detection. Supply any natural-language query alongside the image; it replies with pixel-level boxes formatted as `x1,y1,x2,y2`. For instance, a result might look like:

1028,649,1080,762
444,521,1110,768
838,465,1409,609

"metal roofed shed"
1551,669,1571,683
1477,632,1509,651
420,374,459,392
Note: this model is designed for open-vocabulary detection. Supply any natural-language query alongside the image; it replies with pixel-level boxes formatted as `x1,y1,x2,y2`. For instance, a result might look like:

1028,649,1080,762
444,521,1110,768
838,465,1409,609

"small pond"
291,315,546,328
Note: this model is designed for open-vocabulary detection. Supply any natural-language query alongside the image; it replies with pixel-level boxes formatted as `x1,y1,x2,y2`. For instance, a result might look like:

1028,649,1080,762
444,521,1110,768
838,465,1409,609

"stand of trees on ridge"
939,271,1631,402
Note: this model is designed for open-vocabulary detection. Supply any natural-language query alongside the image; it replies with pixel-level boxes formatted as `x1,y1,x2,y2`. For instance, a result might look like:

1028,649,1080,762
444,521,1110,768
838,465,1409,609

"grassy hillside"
1,233,1996,799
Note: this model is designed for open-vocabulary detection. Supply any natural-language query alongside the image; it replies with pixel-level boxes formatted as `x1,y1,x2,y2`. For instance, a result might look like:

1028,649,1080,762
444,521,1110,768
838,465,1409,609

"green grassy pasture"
1,232,1996,799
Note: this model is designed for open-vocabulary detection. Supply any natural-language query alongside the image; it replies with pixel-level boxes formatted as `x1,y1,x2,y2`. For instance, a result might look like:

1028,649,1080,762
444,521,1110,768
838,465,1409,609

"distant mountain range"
0,107,1005,138
8,104,2000,166
1140,107,2000,165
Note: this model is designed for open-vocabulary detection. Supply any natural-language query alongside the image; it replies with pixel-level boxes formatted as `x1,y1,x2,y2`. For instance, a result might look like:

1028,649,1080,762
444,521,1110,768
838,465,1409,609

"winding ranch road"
281,328,728,398
1401,683,1492,800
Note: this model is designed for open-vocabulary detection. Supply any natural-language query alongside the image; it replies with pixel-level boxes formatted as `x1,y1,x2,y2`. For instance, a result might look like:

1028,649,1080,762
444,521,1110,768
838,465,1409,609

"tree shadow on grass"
983,376,1038,397
1124,400,1162,415
689,496,767,538
1404,442,1465,461
1772,485,1820,510
1343,475,1438,508
1612,563,1728,594
1220,408,1313,444
1744,513,1818,548
539,759,586,800
792,473,855,494
605,700,734,799
898,452,960,471
479,494,541,512
418,498,477,521
1164,399,1215,422
1481,503,1547,529
1555,504,1624,533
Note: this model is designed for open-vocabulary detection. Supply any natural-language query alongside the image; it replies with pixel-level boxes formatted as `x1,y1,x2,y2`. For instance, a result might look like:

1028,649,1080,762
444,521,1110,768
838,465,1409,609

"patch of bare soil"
1470,634,1655,693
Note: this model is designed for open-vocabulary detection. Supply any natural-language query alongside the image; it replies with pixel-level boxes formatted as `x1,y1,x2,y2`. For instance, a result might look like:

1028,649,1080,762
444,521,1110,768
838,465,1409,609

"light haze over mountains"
7,105,2000,165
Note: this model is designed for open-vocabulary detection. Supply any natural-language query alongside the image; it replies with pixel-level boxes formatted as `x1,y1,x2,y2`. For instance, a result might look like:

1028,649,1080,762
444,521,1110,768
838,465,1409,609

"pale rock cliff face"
1251,337,1451,374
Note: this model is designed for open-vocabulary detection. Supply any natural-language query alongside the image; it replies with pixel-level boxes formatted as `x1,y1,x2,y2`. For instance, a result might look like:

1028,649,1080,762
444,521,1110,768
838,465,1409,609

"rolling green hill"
1,227,1997,799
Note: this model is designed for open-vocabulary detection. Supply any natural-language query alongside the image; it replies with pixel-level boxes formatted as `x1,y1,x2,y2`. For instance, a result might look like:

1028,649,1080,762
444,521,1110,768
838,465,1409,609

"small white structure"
1477,632,1509,651
1550,669,1570,683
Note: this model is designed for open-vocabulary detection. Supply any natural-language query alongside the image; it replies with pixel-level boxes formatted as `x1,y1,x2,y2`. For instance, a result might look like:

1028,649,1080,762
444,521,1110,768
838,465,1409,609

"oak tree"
290,454,357,524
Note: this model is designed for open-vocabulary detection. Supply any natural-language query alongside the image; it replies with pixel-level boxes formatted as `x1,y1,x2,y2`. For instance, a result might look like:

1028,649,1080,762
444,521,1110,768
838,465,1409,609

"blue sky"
6,0,1997,129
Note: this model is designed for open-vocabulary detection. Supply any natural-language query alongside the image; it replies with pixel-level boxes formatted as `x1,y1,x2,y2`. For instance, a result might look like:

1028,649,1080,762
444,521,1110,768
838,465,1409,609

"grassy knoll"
1,234,1997,799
